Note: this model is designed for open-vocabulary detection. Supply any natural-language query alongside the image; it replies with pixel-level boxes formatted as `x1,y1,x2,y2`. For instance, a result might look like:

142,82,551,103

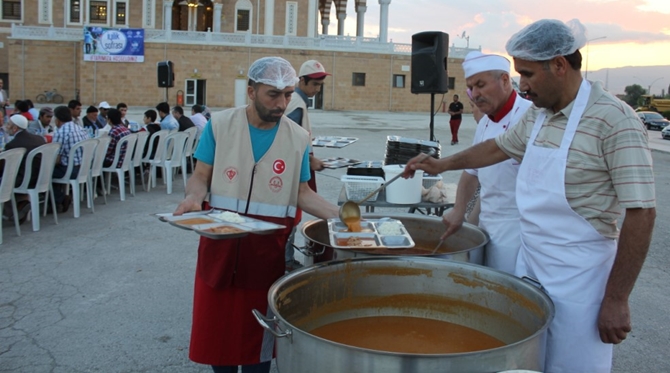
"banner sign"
83,27,145,62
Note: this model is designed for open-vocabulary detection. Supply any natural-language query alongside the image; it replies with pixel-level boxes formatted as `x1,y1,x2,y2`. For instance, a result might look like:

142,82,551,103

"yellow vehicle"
637,95,670,112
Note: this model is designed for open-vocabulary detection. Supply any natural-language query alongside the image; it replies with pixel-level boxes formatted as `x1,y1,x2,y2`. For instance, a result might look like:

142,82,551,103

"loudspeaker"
157,61,174,88
411,32,449,94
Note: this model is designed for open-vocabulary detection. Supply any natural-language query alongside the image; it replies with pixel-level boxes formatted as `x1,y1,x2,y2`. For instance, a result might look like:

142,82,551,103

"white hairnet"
247,56,299,90
505,19,587,61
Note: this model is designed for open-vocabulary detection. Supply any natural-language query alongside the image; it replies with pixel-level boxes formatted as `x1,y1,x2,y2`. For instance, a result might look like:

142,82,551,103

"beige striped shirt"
495,81,655,239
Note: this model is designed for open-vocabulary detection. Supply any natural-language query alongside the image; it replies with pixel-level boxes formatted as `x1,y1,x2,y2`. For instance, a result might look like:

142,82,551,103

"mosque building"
0,0,477,111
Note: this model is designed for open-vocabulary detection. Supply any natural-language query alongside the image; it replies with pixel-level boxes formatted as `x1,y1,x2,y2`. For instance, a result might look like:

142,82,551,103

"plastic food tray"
156,210,286,240
322,157,362,169
312,136,359,148
327,218,415,249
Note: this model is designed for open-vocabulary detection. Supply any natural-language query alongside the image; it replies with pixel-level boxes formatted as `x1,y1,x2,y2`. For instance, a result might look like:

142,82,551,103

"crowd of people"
1,98,208,223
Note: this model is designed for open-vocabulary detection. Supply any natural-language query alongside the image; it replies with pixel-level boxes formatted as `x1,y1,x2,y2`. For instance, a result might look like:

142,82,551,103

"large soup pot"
299,213,489,264
254,257,553,373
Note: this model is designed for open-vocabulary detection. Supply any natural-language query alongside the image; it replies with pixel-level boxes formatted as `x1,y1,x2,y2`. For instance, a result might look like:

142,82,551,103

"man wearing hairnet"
174,56,339,373
404,19,655,372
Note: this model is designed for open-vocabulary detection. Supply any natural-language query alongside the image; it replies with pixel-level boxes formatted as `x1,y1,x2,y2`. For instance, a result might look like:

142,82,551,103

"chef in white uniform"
441,51,531,274
404,19,656,372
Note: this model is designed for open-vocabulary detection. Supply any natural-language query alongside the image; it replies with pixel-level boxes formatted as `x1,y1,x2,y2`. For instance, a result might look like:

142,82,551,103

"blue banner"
83,27,145,62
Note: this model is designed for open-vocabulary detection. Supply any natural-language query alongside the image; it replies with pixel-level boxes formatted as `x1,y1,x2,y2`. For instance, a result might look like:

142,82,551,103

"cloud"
584,22,670,43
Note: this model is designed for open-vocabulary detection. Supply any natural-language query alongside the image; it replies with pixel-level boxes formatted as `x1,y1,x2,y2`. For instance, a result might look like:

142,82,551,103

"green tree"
623,84,646,107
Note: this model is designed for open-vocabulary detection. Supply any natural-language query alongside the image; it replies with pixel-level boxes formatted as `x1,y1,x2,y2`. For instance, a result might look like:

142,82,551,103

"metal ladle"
339,149,436,224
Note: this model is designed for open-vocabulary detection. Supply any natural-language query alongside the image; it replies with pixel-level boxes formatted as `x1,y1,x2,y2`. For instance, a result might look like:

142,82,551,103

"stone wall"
7,39,470,113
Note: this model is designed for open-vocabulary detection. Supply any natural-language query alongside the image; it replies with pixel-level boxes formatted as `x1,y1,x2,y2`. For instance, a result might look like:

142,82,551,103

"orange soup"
310,316,504,354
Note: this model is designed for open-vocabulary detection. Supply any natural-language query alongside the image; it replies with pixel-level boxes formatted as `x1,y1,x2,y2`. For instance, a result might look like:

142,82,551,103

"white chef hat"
462,51,511,79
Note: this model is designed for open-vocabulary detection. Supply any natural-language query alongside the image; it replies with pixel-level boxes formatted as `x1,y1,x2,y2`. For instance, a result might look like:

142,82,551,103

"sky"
323,0,670,74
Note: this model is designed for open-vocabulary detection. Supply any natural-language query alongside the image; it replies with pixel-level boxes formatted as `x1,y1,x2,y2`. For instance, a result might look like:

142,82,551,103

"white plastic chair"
183,126,199,172
0,148,27,243
129,131,149,193
52,138,98,218
89,135,112,208
102,133,138,201
13,143,61,232
148,132,189,194
143,130,172,189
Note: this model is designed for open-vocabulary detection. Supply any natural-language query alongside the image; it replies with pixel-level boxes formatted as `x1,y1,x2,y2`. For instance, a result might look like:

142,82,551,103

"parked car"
637,111,670,130
662,125,670,140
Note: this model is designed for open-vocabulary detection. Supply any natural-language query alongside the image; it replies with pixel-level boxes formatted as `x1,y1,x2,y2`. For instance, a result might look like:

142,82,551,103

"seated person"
142,109,161,159
52,106,89,213
103,108,132,168
171,106,195,132
27,107,54,135
0,114,46,223
14,100,34,121
82,106,103,130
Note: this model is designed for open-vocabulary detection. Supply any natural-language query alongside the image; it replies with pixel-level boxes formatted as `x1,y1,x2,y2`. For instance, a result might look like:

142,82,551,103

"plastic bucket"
382,165,423,204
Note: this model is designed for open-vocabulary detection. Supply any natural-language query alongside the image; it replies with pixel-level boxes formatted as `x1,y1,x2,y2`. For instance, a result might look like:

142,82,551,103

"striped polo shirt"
495,81,655,239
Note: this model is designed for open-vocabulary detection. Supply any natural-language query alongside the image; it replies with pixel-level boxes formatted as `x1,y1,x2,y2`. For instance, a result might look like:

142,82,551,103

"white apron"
514,80,617,373
478,100,530,273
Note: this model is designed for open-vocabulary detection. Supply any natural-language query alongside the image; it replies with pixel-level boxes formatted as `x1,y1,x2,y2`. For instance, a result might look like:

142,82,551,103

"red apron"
189,206,294,366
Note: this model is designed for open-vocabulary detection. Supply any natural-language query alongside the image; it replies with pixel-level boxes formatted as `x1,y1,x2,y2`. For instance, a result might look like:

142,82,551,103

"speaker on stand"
411,31,449,142
157,61,175,102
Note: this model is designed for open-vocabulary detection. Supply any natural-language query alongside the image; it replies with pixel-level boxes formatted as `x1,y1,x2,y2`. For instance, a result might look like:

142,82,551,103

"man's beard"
254,100,283,123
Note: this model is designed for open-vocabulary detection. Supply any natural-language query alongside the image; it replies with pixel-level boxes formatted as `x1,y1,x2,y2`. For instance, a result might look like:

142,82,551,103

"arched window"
234,0,252,32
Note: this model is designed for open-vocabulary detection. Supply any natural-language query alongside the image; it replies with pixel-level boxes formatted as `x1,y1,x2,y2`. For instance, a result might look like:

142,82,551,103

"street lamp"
634,76,665,96
584,36,607,80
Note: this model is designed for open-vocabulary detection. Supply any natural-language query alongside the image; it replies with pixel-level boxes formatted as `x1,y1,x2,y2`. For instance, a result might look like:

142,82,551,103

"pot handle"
252,309,292,339
293,241,325,257
521,275,547,293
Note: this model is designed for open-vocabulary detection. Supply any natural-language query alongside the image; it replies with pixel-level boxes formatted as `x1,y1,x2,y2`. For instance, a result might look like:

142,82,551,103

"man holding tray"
174,56,339,373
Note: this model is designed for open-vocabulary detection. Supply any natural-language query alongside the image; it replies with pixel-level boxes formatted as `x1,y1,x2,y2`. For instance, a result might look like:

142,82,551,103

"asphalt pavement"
1,108,669,372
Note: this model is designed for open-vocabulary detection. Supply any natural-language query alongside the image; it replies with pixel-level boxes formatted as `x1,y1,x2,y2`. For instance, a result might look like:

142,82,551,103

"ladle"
339,149,436,224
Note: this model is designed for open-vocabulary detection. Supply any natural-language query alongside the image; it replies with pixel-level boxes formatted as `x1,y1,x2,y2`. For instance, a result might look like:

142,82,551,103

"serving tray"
156,210,286,240
312,136,359,148
321,157,362,169
327,218,415,249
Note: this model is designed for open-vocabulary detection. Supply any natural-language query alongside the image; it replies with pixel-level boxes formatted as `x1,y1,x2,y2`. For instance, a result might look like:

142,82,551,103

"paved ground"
1,108,669,372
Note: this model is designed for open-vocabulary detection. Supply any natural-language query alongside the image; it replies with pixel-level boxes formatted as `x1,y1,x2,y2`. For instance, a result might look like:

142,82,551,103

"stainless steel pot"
255,257,553,373
298,213,489,264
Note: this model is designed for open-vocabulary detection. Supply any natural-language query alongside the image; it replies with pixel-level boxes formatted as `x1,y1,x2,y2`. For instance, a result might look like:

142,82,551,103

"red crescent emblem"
224,167,238,183
273,159,286,175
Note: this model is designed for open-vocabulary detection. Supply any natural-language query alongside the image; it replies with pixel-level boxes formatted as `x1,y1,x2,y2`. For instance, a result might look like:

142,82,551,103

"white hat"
9,114,28,129
98,101,111,109
299,60,331,79
462,51,511,79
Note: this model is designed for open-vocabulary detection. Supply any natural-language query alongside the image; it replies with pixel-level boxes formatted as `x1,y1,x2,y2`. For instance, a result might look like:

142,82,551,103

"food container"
382,165,422,204
327,218,414,249
156,210,285,239
254,257,554,373
340,175,384,202
299,213,487,265
422,173,443,189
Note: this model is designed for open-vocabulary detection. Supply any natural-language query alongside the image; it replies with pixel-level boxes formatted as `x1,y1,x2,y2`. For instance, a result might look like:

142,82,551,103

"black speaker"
157,61,174,88
411,32,449,94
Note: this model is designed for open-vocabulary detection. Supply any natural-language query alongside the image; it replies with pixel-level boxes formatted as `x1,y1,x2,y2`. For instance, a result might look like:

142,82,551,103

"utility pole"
584,36,607,80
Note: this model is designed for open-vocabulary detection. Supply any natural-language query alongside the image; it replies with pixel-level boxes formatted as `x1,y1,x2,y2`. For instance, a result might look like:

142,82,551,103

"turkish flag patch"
272,159,286,175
